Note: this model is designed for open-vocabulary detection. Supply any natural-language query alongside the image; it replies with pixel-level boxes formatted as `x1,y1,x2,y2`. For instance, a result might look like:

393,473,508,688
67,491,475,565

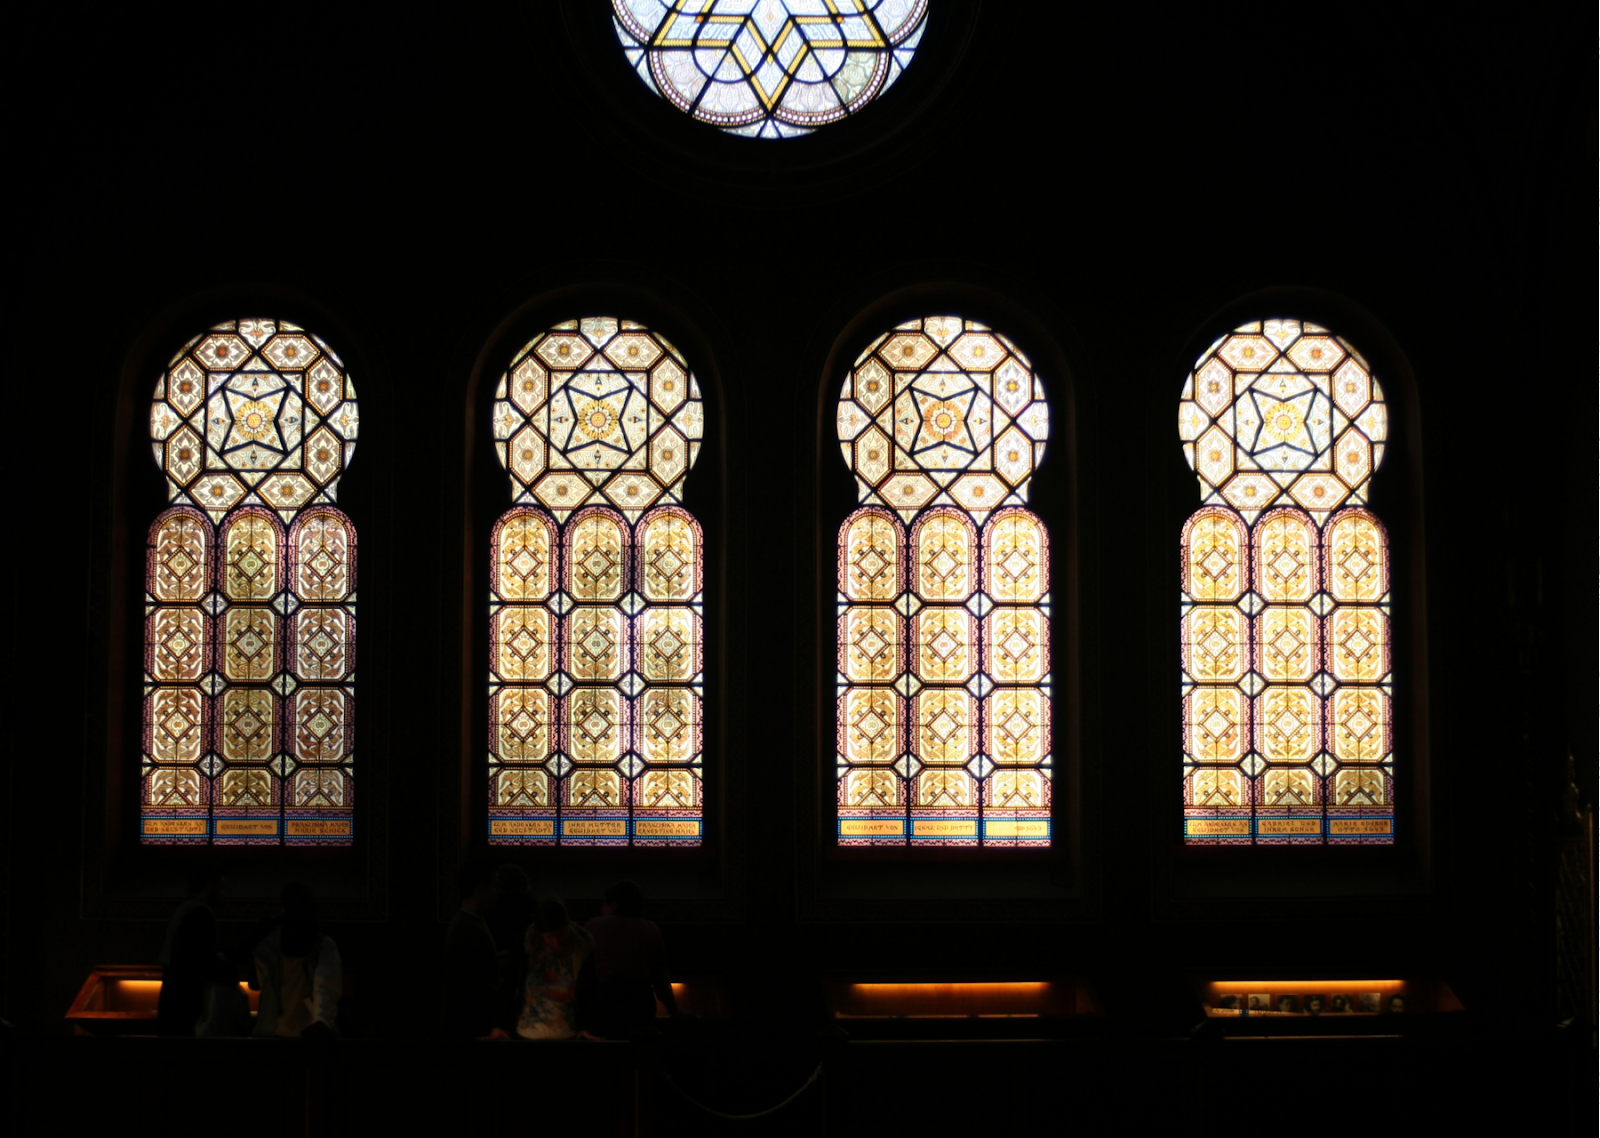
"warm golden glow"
1207,979,1405,996
850,982,1048,996
835,981,1069,1018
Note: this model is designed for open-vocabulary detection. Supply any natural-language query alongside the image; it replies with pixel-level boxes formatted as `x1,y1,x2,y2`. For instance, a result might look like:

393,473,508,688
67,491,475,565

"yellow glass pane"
1255,508,1318,602
989,770,1047,809
1331,686,1390,764
842,687,899,764
987,607,1048,684
987,688,1047,765
1184,606,1245,683
916,769,974,806
1257,606,1318,682
219,769,273,808
840,607,900,684
150,607,207,681
914,689,973,766
492,608,552,683
1185,686,1246,764
913,607,974,685
841,509,901,601
146,769,204,807
569,607,625,682
222,608,276,682
567,511,627,602
1256,686,1320,763
496,511,554,602
291,687,349,763
151,510,209,601
148,687,204,763
293,511,352,602
223,511,279,601
844,768,900,807
569,769,622,807
1188,767,1244,807
293,769,346,808
1329,607,1388,682
293,608,349,681
1183,508,1246,602
640,688,698,764
220,688,275,762
568,688,623,765
1333,767,1389,806
640,607,698,682
986,509,1046,603
914,510,974,602
639,769,697,808
496,768,550,806
493,688,551,763
1261,768,1317,807
1327,510,1387,602
640,509,699,602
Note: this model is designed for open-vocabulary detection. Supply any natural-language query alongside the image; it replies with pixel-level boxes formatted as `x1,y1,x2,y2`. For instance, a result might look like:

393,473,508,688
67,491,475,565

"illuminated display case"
1193,974,1463,1037
65,966,260,1036
824,977,1102,1039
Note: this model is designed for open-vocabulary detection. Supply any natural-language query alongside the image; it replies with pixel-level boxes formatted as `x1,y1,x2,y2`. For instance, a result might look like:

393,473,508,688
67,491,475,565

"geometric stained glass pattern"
836,317,1052,847
613,1,928,139
142,319,358,846
489,318,704,847
1178,319,1392,845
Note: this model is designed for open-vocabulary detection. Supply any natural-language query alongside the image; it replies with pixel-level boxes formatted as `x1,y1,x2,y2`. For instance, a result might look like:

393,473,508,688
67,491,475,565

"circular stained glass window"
613,1,929,139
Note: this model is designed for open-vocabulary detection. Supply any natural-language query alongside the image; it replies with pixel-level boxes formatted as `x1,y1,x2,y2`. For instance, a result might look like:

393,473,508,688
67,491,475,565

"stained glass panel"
613,1,928,139
141,319,359,846
836,317,1053,847
1178,320,1392,845
488,320,705,847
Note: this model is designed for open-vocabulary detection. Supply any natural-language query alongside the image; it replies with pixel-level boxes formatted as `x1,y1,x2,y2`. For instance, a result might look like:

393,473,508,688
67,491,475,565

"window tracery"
489,318,705,846
613,0,928,138
1178,319,1393,844
143,319,359,845
835,316,1052,846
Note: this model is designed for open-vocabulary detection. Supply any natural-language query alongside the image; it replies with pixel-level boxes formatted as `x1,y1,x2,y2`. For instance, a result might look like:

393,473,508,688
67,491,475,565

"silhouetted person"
252,881,341,1038
489,864,537,1027
158,863,228,1035
443,860,506,1039
518,897,594,1040
585,880,678,1038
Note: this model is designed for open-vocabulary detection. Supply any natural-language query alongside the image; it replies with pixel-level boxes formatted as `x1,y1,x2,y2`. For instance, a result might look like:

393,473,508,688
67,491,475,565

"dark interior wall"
7,1,1592,1041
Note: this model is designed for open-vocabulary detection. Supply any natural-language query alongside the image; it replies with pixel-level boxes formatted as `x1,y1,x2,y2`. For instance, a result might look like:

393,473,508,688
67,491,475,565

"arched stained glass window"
1177,319,1393,845
835,317,1052,847
613,1,928,138
488,318,705,847
144,320,360,846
